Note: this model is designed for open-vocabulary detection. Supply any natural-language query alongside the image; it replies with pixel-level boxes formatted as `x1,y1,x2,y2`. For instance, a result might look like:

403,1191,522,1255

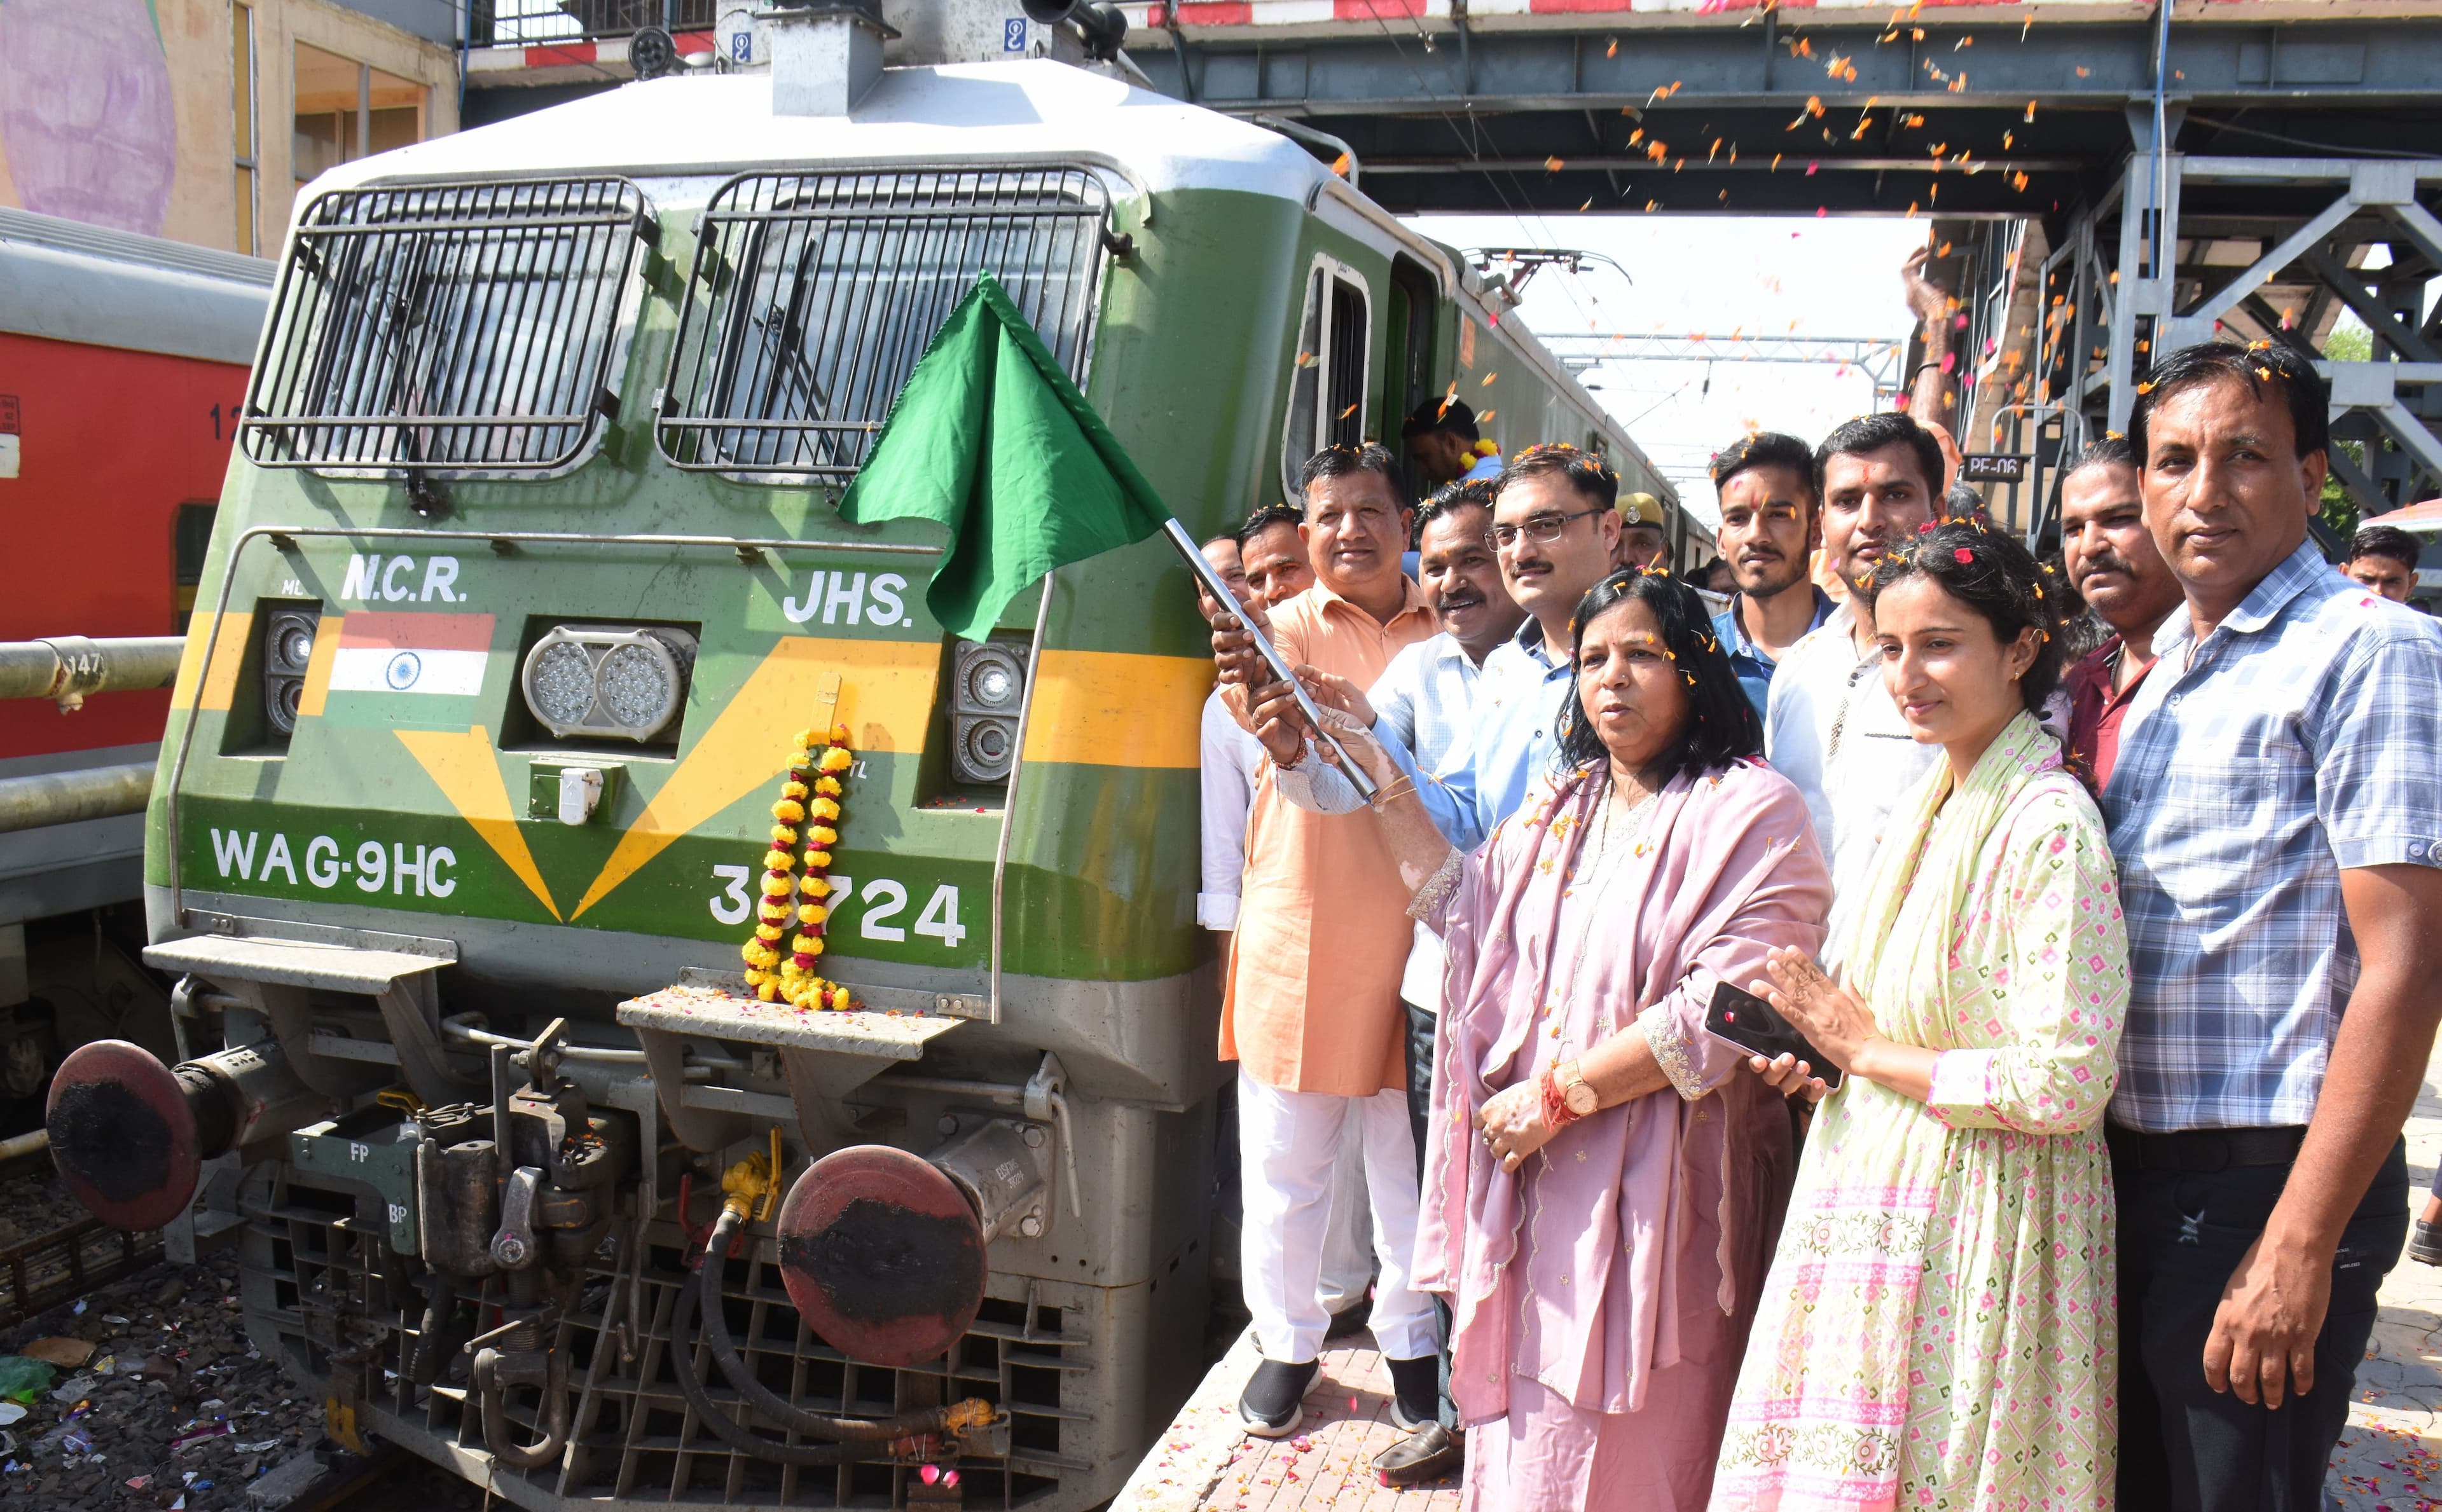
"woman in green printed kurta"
1711,521,2130,1511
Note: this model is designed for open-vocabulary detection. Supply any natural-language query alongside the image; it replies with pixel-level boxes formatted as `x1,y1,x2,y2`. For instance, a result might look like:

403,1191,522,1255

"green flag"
838,273,1171,641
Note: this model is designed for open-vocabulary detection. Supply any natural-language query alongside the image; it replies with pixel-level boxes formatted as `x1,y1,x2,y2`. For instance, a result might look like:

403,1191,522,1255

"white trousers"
1317,1130,1374,1314
1236,1068,1438,1364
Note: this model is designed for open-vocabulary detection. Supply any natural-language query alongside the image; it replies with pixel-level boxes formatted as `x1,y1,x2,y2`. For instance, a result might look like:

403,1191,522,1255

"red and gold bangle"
1540,1066,1585,1129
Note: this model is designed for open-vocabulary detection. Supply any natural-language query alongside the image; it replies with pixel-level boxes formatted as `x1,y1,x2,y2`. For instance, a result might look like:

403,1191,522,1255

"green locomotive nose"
115,22,1683,1509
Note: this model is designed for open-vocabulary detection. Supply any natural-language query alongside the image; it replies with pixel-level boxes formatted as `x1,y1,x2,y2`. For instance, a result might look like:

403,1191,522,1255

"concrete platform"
1119,1038,2442,1511
1112,1328,1461,1512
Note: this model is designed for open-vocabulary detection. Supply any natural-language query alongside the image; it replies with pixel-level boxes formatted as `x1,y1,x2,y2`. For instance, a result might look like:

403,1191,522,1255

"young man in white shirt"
1762,413,1943,958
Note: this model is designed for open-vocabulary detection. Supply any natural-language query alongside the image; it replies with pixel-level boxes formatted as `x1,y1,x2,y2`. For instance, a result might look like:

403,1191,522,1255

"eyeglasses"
1487,506,1607,550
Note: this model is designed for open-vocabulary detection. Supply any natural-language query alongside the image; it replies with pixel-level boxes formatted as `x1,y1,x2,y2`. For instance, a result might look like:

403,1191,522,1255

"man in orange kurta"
1218,444,1442,1437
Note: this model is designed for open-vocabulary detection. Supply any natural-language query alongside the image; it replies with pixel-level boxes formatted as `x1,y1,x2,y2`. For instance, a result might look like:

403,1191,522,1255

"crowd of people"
1192,341,2442,1511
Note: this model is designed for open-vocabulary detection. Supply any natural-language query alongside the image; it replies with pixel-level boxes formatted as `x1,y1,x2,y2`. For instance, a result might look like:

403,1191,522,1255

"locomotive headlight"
527,641,597,729
948,640,1030,785
597,642,675,730
520,625,698,743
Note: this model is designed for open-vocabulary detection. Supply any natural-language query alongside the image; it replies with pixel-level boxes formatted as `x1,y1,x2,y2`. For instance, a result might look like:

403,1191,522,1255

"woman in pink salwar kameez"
1281,572,1833,1509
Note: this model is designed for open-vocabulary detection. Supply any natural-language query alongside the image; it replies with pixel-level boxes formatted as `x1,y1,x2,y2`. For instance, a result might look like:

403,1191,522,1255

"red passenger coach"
0,210,268,945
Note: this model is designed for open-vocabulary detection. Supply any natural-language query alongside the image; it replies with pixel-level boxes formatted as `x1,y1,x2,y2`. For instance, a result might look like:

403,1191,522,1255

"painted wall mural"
0,0,178,235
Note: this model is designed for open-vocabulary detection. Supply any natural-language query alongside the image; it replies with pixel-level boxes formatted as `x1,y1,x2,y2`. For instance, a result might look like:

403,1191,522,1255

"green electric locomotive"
45,19,1685,1511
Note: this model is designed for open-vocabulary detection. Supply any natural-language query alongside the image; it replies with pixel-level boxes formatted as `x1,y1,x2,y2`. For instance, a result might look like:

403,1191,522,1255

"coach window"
1280,254,1372,502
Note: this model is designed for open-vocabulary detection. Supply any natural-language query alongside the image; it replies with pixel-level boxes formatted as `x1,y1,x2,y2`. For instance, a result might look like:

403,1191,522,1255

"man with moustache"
2106,343,2442,1511
1762,412,1944,955
1706,432,1837,719
1215,445,1445,1443
1212,501,1376,1337
2057,436,2183,790
1238,504,1316,607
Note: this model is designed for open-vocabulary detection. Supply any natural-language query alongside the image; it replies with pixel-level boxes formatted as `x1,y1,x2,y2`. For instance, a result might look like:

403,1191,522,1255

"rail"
0,636,184,709
0,762,153,834
0,1214,161,1332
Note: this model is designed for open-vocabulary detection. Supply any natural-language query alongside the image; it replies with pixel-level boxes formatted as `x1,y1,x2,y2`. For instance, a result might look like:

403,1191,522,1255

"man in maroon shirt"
2060,436,2184,789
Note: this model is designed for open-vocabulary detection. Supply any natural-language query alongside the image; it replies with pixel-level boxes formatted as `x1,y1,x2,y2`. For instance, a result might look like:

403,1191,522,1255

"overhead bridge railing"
0,635,181,834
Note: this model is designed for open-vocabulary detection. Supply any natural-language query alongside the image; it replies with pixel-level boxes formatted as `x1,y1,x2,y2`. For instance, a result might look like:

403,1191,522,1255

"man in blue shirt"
2105,342,2442,1510
1704,432,1837,719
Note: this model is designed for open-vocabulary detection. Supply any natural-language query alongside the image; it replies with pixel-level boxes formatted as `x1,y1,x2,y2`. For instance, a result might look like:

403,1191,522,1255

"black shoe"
1238,1357,1318,1438
1385,1354,1440,1433
2412,1218,2442,1267
1374,1422,1463,1485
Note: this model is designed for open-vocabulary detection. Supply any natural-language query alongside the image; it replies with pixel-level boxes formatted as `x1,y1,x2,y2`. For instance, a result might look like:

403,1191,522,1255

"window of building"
293,42,425,184
233,3,258,254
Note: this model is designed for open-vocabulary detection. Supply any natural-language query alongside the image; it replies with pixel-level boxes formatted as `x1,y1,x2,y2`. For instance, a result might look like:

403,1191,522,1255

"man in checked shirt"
2105,342,2442,1510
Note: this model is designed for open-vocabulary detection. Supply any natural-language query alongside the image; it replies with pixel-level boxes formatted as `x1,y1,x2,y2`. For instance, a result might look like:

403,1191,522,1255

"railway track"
0,1131,163,1333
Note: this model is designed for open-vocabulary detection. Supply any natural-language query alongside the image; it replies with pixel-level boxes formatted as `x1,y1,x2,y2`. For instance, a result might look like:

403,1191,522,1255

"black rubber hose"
667,1241,874,1467
695,1209,966,1442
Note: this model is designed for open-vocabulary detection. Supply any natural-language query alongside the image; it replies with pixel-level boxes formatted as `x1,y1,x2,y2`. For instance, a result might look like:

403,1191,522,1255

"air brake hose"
673,1210,995,1464
668,1239,870,1467
696,1208,993,1441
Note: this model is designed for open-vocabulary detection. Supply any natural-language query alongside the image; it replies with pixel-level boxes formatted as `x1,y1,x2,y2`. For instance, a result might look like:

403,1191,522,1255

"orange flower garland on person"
740,724,856,1012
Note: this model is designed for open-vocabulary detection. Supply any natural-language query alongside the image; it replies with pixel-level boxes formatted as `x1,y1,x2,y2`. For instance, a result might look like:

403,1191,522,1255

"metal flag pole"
1155,518,1381,803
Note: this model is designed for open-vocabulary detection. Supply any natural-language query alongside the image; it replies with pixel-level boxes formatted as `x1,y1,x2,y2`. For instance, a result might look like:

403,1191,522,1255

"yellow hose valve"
720,1155,773,1221
720,1129,785,1223
944,1399,999,1434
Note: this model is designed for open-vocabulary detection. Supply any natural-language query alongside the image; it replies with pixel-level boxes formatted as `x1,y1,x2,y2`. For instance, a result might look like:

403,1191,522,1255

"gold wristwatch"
1556,1059,1598,1117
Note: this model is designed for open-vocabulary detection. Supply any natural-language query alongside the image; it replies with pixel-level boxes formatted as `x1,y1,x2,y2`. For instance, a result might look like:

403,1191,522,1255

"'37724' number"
708,868,967,950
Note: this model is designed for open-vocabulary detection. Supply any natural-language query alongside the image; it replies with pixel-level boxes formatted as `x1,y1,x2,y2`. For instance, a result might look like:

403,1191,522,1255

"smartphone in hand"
1704,980,1843,1090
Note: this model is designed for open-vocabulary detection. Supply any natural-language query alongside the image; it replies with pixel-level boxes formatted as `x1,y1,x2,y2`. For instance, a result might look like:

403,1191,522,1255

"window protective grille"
241,177,652,476
658,168,1112,480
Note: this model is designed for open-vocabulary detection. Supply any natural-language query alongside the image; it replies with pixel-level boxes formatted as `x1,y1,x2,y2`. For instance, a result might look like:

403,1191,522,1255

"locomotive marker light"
949,640,1029,784
261,608,318,736
518,624,697,741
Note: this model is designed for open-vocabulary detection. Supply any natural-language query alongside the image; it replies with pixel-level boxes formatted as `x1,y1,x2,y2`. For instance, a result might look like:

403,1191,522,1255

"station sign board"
1960,453,2030,484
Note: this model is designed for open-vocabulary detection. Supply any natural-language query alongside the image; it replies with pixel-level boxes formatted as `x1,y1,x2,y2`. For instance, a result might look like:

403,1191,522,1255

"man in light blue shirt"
2102,342,2442,1510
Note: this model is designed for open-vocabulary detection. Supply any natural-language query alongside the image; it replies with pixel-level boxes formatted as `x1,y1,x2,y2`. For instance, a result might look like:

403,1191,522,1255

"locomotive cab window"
1280,255,1370,502
240,176,654,476
658,167,1112,481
